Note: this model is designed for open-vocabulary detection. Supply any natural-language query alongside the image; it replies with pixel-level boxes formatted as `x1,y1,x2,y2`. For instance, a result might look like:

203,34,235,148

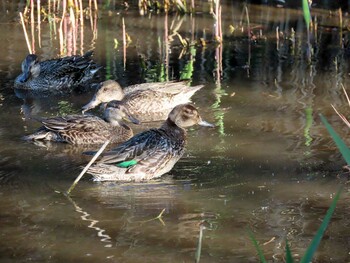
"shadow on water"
0,1,350,262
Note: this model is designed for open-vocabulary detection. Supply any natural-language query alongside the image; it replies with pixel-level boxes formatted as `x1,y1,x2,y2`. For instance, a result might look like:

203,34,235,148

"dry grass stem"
66,140,110,195
341,84,350,107
331,104,350,129
263,237,276,246
332,85,350,128
37,0,41,47
19,12,32,54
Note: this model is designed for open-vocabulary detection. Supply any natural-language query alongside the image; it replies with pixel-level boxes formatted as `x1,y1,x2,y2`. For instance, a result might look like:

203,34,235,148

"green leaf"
116,160,137,168
285,240,294,263
248,229,268,263
320,114,350,164
302,0,311,29
300,189,342,263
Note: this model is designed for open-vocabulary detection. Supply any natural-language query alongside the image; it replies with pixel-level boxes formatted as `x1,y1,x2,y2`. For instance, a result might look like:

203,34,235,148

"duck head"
168,104,214,128
82,80,125,113
104,100,140,126
15,54,40,84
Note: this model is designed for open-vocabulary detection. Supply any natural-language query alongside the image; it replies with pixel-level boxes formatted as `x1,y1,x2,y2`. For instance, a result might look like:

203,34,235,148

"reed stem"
123,17,126,69
66,140,110,195
19,12,32,54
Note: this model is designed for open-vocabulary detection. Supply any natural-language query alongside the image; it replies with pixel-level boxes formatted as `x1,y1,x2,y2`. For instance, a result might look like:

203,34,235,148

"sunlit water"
0,2,350,262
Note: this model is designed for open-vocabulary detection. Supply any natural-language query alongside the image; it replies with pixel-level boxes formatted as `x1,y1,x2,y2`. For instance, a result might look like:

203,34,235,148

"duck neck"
160,118,186,138
108,119,121,126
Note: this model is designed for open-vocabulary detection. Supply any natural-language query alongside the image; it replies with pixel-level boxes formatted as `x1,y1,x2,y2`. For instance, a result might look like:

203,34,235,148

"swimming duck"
86,103,214,182
82,80,204,122
23,101,139,145
14,51,102,92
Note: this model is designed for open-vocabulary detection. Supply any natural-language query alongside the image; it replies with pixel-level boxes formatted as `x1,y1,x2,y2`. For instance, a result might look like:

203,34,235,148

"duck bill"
82,96,100,114
17,71,31,83
124,113,140,125
198,120,215,127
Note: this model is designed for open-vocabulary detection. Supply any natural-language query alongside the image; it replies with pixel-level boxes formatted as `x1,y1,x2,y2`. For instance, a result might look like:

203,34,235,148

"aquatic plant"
138,0,194,14
249,109,347,261
249,109,347,262
320,114,350,165
250,188,341,262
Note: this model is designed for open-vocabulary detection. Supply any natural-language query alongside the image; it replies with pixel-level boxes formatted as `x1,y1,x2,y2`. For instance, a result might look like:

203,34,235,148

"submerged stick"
195,225,205,263
19,12,32,54
141,208,166,226
66,140,110,195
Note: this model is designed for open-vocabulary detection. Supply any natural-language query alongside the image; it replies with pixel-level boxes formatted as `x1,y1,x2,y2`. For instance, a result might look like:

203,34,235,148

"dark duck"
14,51,102,92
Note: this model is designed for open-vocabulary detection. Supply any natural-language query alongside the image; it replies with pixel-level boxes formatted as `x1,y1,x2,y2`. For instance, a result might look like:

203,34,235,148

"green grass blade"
300,189,342,263
285,240,294,263
248,229,268,263
302,0,311,29
320,114,350,164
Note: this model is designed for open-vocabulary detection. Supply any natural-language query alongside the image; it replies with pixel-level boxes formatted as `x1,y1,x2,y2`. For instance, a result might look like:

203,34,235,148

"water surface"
0,2,350,262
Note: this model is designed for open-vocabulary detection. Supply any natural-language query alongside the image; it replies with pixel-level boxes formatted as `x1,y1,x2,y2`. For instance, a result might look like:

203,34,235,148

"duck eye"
113,104,121,110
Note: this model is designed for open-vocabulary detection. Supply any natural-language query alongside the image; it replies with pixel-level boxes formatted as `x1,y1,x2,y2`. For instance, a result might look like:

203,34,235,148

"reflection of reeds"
66,195,112,247
164,12,169,80
37,0,41,48
138,0,191,14
214,0,222,43
20,0,98,56
123,17,126,69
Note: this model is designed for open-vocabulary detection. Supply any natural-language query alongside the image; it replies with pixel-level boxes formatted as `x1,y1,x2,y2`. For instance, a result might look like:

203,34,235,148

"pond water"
0,1,350,262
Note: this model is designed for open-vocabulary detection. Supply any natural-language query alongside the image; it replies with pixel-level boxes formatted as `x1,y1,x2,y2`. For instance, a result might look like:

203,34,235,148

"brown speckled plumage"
23,102,138,145
86,104,214,182
82,80,204,122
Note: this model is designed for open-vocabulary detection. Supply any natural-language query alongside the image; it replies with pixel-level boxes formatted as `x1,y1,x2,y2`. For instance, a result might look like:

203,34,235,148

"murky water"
1,1,350,262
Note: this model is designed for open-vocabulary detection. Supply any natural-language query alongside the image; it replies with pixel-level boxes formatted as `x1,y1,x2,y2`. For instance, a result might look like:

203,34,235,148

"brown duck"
86,103,214,182
82,80,204,122
23,101,139,145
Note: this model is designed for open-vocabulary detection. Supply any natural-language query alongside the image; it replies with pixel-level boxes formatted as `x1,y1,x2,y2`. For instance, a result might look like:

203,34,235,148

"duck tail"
185,84,204,96
22,130,62,142
83,50,94,59
174,84,204,104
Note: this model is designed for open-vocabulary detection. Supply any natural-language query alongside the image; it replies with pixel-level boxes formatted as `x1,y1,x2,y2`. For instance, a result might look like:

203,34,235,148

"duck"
82,79,204,122
14,51,102,92
86,103,214,182
22,101,139,145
